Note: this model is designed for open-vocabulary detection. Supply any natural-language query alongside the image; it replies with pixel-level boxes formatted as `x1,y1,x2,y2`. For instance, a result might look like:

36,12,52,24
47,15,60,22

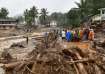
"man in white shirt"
62,29,66,39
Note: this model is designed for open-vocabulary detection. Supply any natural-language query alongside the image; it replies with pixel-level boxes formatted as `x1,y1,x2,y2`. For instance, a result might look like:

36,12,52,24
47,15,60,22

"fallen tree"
1,32,105,74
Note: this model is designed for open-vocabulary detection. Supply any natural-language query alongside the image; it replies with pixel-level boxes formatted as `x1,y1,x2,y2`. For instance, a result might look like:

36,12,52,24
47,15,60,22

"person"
66,30,72,42
44,31,48,48
77,29,80,41
62,29,66,39
88,29,94,41
82,28,90,41
74,30,79,42
79,28,83,40
71,31,74,41
26,36,29,44
53,30,57,40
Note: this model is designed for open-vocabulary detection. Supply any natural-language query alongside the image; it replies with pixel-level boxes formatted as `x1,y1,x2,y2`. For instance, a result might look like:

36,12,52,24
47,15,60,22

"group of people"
61,28,94,42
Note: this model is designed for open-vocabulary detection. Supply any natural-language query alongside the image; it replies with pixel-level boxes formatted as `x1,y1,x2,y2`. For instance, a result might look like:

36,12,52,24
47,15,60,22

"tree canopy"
24,6,38,26
67,8,81,27
39,8,48,26
0,8,9,18
66,0,105,27
50,12,69,27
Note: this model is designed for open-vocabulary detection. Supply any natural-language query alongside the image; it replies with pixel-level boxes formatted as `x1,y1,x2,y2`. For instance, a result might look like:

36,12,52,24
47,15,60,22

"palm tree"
75,0,94,25
29,6,38,25
75,0,88,19
24,6,38,26
39,8,48,26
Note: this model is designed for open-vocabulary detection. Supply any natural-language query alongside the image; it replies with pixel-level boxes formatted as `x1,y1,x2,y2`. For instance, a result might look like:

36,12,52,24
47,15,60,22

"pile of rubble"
1,32,105,74
91,22,105,33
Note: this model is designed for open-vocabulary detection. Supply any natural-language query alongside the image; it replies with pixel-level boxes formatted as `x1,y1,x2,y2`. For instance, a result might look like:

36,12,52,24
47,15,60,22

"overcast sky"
0,0,79,17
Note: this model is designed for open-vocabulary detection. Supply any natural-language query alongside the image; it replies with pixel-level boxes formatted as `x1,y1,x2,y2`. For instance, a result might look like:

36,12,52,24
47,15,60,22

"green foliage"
67,8,81,27
39,8,48,25
24,6,38,26
75,0,87,18
75,0,105,18
50,12,69,27
66,0,105,28
0,8,8,18
92,0,105,15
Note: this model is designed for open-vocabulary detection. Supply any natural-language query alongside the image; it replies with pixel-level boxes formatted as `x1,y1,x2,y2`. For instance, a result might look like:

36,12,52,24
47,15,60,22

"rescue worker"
88,29,94,41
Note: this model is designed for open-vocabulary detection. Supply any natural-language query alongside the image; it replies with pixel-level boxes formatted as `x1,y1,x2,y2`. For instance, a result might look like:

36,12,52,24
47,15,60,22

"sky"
0,0,79,17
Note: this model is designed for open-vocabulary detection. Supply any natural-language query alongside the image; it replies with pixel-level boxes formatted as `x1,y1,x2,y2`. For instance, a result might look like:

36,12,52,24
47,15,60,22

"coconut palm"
39,8,48,26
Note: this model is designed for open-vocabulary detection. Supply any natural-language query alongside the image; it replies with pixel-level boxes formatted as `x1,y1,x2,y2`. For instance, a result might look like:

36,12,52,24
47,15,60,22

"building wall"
0,24,16,29
50,21,57,27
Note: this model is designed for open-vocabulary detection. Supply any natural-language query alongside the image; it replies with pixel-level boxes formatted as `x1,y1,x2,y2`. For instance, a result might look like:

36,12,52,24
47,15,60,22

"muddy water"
0,38,26,57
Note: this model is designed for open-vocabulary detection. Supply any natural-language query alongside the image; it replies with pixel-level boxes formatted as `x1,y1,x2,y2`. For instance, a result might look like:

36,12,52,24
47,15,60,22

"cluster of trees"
24,6,38,27
23,6,69,27
67,0,105,27
0,8,8,19
39,8,49,26
50,12,69,27
24,6,51,27
44,0,105,28
1,0,105,28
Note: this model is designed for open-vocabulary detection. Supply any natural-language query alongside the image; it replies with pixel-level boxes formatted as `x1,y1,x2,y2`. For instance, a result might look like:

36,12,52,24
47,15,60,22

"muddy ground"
0,27,105,74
